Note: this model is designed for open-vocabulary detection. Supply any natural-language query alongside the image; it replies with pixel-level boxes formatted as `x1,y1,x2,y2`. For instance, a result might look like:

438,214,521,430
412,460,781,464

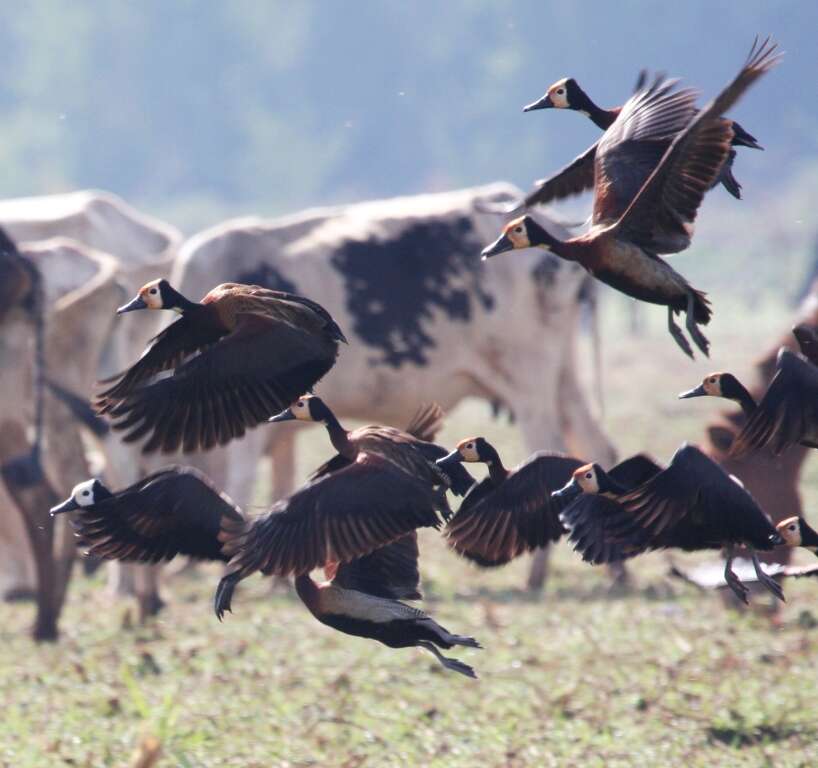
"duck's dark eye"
514,227,523,234
467,443,474,450
297,402,304,408
585,472,592,480
149,288,158,295
82,490,90,497
709,377,716,383
556,88,565,95
789,525,797,531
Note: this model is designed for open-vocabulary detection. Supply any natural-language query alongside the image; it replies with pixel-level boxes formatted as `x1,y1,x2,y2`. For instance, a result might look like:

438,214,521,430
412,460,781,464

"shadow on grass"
707,714,812,748
441,580,682,605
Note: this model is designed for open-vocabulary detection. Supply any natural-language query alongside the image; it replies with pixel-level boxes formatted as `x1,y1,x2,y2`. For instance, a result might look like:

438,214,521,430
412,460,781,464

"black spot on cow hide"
331,217,494,367
235,263,298,294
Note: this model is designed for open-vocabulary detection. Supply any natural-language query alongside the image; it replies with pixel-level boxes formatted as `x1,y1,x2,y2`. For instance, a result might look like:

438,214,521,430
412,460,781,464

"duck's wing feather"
95,316,225,411
732,349,818,457
105,312,340,454
72,467,246,563
618,444,772,549
607,453,663,489
445,453,584,567
329,532,422,600
522,142,598,209
613,38,781,250
593,77,698,226
228,454,443,579
560,494,651,564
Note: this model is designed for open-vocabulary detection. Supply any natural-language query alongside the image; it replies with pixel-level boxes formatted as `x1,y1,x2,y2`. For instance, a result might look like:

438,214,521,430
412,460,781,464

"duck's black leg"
214,571,243,621
685,292,710,358
723,546,749,604
416,641,477,679
667,307,694,360
750,549,785,602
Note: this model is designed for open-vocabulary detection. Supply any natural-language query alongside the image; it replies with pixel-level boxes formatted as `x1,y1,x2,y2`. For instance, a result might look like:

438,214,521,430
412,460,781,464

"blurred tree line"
0,0,814,290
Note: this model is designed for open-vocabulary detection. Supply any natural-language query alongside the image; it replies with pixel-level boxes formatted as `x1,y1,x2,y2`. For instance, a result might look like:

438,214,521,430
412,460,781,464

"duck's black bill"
481,234,514,261
116,295,148,315
436,450,464,470
678,384,707,399
769,533,785,546
50,497,79,515
268,408,295,423
551,478,580,501
523,94,553,112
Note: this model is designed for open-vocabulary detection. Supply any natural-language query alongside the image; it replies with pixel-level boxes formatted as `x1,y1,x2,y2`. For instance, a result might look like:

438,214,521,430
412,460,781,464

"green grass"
3,298,818,767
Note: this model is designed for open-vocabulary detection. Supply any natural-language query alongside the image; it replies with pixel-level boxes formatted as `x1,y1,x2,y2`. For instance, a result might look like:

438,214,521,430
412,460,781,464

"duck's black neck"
320,408,352,457
529,222,574,261
600,473,629,496
572,87,614,130
482,444,509,484
726,380,757,416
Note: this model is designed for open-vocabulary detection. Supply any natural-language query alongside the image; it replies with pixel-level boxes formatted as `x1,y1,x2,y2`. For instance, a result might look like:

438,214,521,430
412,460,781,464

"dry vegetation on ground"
2,298,818,767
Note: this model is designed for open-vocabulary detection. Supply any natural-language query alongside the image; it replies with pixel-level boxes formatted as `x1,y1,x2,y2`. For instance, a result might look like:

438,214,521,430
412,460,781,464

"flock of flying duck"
51,38,818,679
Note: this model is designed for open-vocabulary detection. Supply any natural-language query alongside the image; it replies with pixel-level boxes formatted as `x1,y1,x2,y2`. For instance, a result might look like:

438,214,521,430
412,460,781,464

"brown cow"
702,286,818,577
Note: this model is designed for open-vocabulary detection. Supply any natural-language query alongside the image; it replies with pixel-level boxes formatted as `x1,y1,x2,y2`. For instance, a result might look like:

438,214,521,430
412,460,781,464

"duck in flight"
481,39,781,358
95,279,345,454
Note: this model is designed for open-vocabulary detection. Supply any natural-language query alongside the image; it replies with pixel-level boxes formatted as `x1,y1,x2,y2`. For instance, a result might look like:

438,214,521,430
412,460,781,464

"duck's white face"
70,479,98,508
291,396,316,421
700,374,724,396
776,516,802,547
137,279,165,310
573,464,600,494
456,438,481,462
547,78,570,109
503,217,532,250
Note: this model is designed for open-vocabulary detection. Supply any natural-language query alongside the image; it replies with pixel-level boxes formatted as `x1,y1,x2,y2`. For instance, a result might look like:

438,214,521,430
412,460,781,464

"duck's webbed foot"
724,549,749,605
685,292,710,358
214,571,243,621
751,550,785,602
417,641,478,679
667,307,694,360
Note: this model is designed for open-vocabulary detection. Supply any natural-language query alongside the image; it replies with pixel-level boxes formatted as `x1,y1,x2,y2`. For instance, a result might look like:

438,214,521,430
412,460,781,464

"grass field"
3,297,818,767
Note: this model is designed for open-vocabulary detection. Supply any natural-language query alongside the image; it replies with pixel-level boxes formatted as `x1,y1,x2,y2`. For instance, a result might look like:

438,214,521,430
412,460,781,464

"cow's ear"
707,424,736,454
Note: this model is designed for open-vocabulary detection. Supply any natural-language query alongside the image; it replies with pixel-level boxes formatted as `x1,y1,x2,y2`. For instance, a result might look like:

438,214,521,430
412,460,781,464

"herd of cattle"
0,183,813,641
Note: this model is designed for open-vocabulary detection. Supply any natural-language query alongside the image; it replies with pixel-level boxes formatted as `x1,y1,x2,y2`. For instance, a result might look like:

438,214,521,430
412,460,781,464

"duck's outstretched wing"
103,312,340,454
71,467,246,563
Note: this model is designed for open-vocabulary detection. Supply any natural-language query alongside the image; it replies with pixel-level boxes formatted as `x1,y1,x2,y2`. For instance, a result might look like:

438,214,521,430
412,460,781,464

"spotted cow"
173,183,616,588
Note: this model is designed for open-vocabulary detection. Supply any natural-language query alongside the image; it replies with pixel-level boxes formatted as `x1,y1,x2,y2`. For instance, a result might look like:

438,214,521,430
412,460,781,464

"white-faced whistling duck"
553,444,790,604
775,516,818,556
94,279,346,454
212,399,474,618
679,332,818,458
267,396,476,497
482,39,781,359
52,459,480,677
435,437,585,566
520,42,772,206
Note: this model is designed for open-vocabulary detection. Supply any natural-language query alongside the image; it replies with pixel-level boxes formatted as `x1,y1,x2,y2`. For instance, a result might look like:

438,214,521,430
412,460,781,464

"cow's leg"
0,483,36,600
0,420,61,641
557,327,625,588
269,431,297,592
516,405,565,594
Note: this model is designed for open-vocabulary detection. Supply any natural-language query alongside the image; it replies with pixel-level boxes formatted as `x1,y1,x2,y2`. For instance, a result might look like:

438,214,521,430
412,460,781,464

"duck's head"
50,478,112,515
436,437,495,470
775,516,818,550
678,372,743,401
552,463,608,501
117,278,191,315
523,78,581,112
481,215,552,260
793,324,818,363
269,395,332,424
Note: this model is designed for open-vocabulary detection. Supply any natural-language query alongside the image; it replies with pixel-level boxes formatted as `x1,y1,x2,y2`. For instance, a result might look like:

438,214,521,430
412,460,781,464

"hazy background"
2,1,816,304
